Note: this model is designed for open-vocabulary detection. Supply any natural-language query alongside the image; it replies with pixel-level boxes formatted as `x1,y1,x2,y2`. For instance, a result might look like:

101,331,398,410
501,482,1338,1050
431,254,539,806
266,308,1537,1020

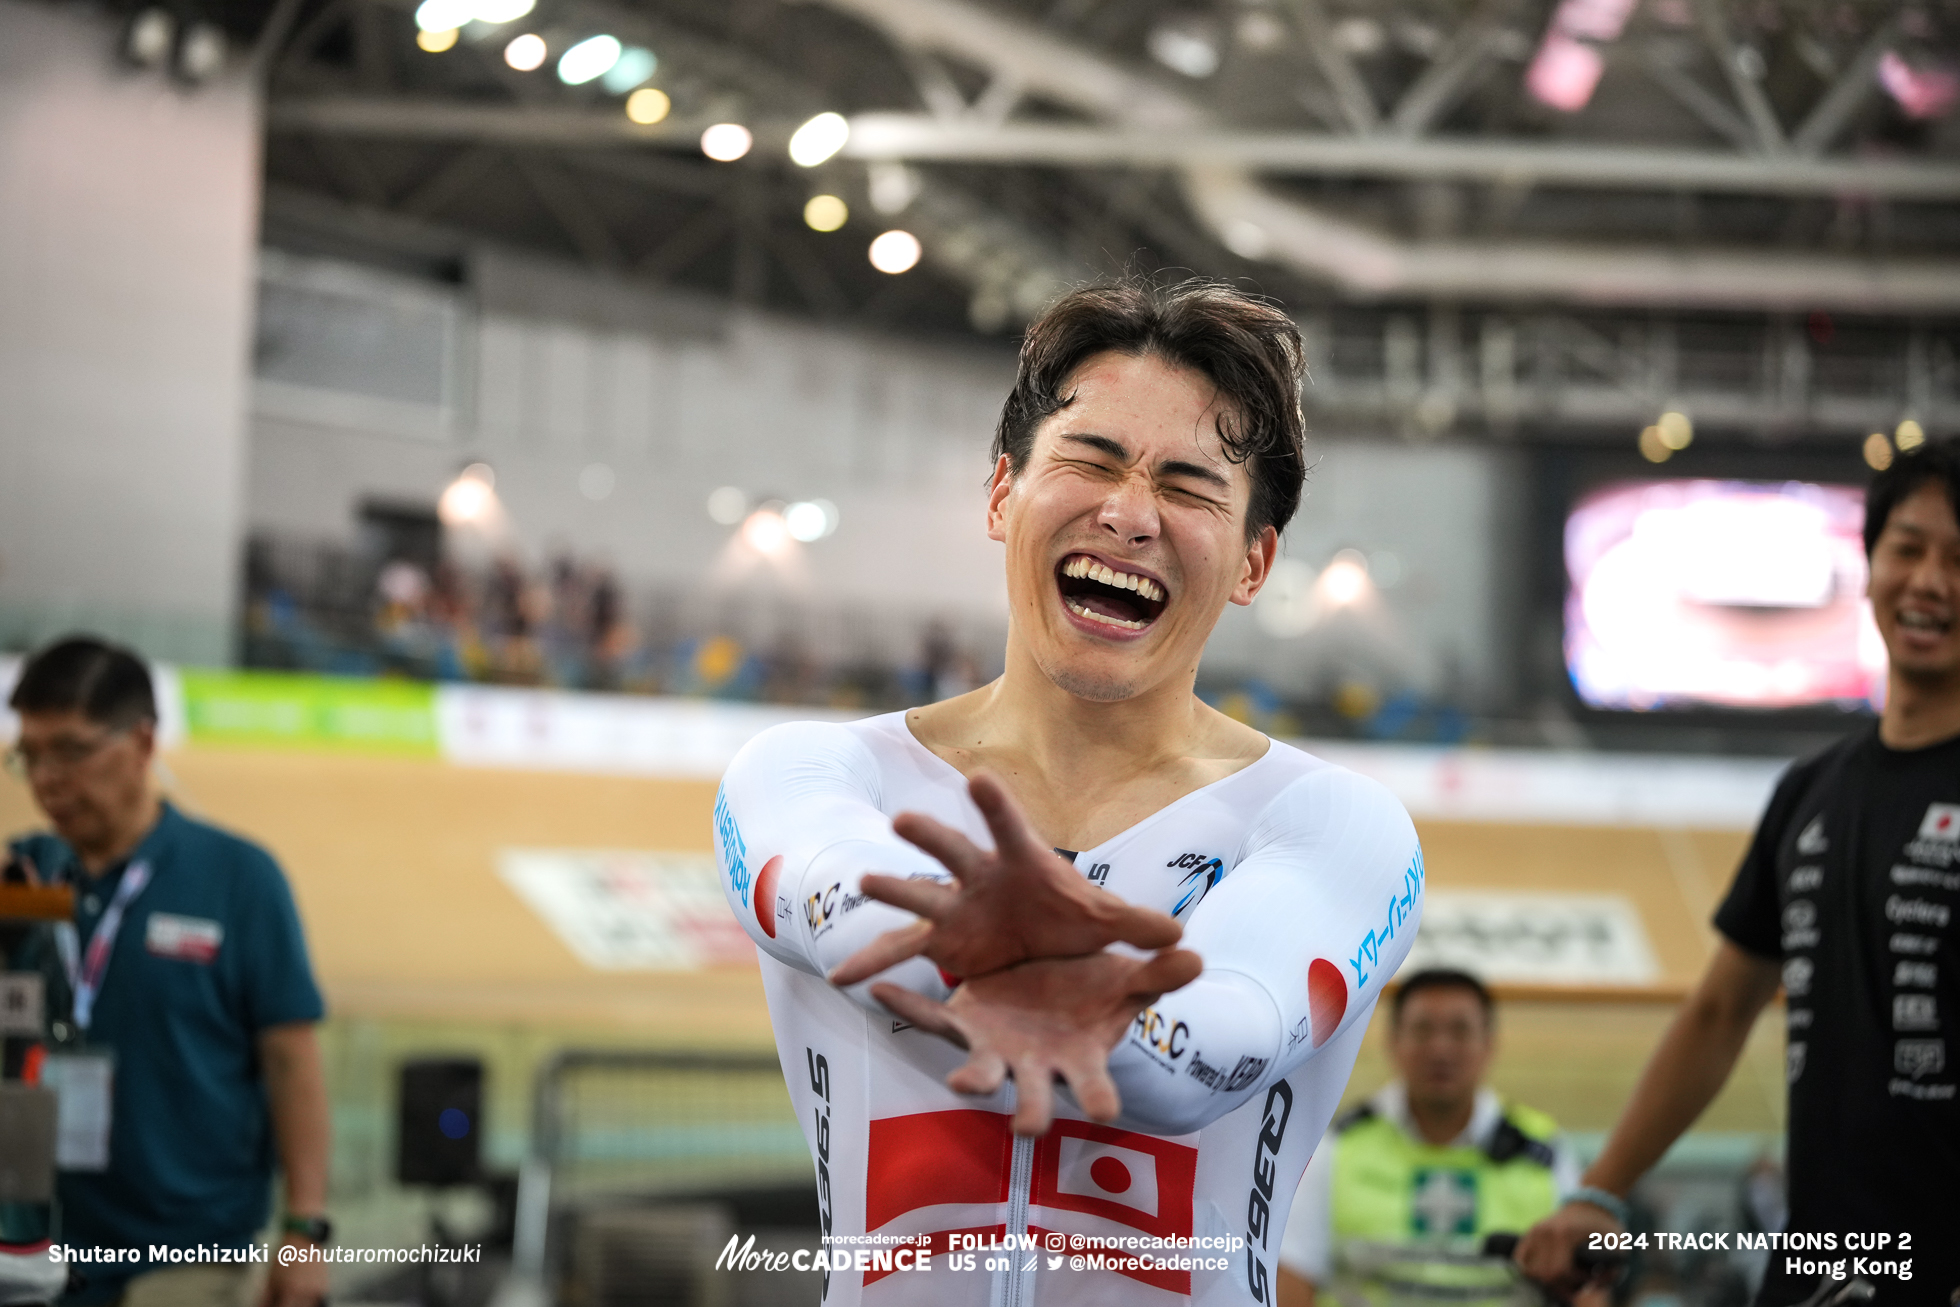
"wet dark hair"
1392,968,1494,1025
8,636,157,730
1865,438,1960,557
992,278,1307,538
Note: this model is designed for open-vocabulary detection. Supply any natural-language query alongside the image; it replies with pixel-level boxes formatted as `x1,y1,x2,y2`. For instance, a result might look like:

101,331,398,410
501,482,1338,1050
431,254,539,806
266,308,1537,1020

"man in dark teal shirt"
6,638,330,1307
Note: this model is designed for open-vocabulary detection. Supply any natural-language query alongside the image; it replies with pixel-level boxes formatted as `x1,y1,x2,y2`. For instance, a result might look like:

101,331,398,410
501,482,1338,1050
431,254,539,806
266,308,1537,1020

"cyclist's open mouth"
1056,553,1168,635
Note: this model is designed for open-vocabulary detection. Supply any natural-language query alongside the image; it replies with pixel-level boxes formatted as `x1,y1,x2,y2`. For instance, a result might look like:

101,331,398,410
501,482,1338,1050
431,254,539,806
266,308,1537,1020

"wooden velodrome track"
0,747,1787,1134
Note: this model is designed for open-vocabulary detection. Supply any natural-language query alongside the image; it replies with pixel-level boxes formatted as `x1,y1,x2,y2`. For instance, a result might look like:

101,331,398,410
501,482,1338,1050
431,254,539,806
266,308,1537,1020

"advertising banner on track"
497,848,755,970
176,669,439,755
1399,891,1662,987
0,660,1792,828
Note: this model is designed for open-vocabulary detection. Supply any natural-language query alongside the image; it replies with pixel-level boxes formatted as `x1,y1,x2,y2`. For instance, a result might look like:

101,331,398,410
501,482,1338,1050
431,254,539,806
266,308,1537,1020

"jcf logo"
1167,852,1225,915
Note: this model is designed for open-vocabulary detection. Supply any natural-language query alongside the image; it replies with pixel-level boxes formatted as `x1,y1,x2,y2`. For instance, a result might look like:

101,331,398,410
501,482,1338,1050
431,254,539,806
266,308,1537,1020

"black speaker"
396,1058,483,1186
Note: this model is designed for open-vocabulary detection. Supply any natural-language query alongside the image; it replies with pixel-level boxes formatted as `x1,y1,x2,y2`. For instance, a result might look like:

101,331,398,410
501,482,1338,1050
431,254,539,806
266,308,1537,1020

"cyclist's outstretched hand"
1515,1202,1625,1300
828,771,1184,986
870,946,1203,1136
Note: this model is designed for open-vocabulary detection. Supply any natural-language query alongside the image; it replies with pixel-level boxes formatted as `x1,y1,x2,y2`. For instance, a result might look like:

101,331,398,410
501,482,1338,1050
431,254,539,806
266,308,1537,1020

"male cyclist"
718,279,1425,1306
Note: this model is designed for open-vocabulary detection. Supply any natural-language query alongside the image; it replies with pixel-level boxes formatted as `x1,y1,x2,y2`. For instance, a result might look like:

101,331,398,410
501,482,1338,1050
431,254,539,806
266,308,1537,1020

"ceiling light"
504,32,546,71
439,463,499,527
1236,11,1285,51
417,26,459,52
789,112,850,167
707,486,748,525
701,123,753,161
1896,418,1926,451
1369,550,1404,589
625,88,670,125
414,0,474,32
869,230,922,274
1223,220,1269,258
176,23,225,83
804,195,848,232
784,500,838,542
470,0,535,23
1333,17,1384,54
742,509,793,556
1864,433,1895,471
1878,50,1960,120
1319,549,1372,607
579,463,616,501
1526,0,1638,111
1147,15,1222,78
122,9,175,67
601,46,656,93
867,162,918,215
1638,424,1672,463
557,34,621,85
1526,35,1604,111
1657,410,1693,451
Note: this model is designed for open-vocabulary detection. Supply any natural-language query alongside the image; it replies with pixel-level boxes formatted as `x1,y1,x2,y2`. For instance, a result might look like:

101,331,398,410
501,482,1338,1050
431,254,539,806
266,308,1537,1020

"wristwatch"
282,1215,333,1245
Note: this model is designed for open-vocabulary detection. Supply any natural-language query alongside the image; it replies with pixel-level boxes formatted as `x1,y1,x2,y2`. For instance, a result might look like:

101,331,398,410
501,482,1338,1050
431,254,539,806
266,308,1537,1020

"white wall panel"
0,1,260,663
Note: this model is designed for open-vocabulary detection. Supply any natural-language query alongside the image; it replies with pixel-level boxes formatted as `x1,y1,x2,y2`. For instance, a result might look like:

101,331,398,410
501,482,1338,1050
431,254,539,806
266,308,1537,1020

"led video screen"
1565,479,1884,712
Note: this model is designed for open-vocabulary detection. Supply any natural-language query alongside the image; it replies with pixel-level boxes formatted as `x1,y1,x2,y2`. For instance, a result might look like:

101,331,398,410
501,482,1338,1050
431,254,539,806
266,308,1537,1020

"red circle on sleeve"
754,855,785,938
1308,957,1348,1047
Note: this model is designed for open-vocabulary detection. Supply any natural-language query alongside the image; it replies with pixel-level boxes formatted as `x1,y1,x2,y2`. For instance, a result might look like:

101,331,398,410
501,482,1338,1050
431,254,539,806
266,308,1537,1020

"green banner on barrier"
178,669,439,755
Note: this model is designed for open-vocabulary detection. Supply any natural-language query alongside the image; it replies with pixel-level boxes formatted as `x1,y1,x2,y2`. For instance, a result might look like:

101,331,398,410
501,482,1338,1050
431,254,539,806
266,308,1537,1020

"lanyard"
52,860,153,1033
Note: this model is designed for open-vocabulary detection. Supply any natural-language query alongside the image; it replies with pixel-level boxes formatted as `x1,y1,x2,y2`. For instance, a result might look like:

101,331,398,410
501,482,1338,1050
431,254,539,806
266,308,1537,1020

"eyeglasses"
1396,1018,1487,1044
2,728,130,780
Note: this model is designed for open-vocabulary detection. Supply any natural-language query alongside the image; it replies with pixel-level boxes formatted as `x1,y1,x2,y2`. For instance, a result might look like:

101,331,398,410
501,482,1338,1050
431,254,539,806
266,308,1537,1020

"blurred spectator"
426,560,476,680
372,560,436,674
761,633,818,705
242,536,1485,735
4,637,330,1307
920,620,982,702
1278,970,1579,1307
374,559,428,619
584,563,633,690
482,556,525,644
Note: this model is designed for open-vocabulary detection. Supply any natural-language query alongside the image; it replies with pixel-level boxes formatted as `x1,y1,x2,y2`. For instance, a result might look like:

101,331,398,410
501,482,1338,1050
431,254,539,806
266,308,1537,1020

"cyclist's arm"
1105,767,1424,1136
1516,941,1780,1281
715,721,954,1006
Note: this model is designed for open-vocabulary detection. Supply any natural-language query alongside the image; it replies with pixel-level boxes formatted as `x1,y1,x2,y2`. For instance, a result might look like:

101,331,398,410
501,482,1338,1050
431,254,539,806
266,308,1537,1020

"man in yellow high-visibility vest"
1277,970,1578,1307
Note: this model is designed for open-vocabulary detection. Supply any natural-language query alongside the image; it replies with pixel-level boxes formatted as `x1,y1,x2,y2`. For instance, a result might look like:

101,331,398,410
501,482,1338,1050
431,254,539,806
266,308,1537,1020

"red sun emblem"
1090,1156,1133,1194
753,855,785,938
1307,958,1348,1048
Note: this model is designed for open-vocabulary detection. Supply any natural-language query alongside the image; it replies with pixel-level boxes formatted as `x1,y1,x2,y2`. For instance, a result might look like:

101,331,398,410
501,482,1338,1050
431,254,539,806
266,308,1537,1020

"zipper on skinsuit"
992,1133,1037,1307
